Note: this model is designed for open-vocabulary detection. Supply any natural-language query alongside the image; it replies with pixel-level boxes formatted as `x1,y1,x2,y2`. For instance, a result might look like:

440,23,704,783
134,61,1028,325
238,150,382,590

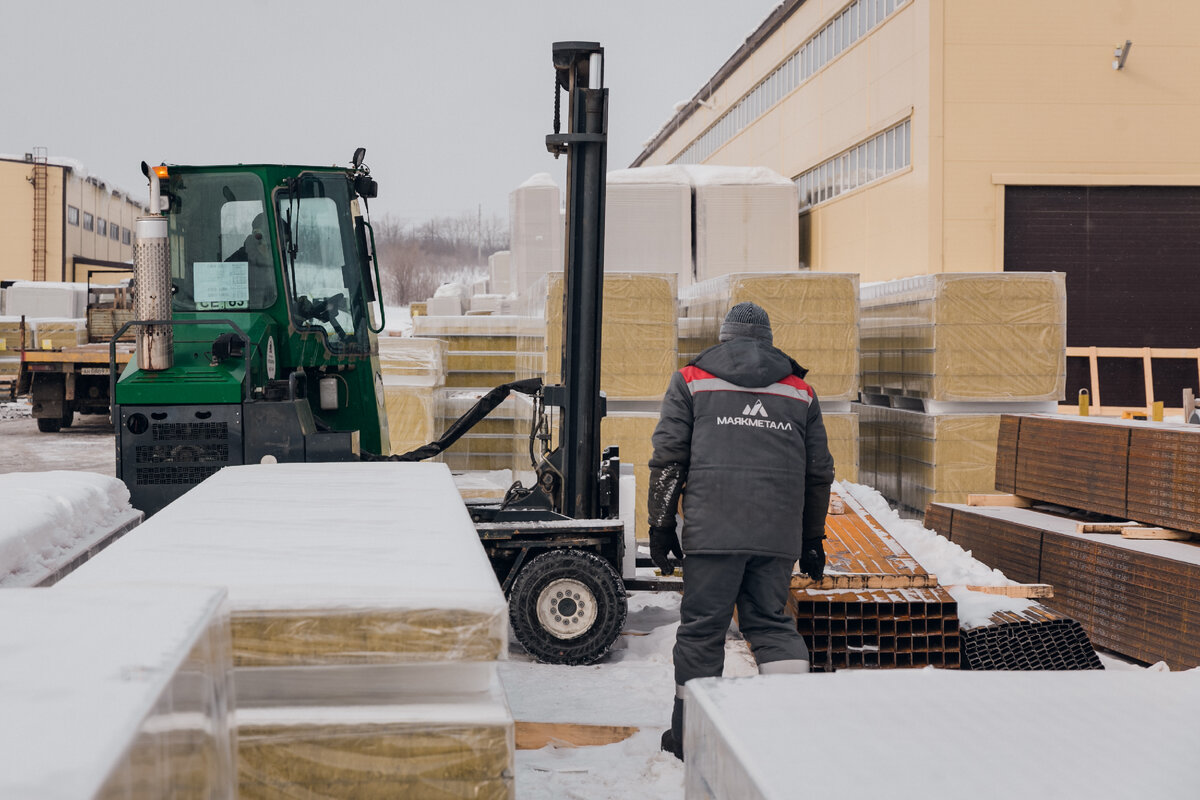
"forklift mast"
546,42,608,520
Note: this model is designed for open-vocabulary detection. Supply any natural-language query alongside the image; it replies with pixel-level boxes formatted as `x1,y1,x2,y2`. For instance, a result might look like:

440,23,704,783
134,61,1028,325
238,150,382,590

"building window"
111,224,120,241
794,118,911,210
672,0,909,165
97,219,107,237
122,227,131,245
83,212,94,232
67,206,79,226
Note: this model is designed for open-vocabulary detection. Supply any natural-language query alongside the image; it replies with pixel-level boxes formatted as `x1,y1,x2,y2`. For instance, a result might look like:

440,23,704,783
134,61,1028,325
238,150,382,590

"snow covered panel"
63,462,508,667
236,680,514,799
686,671,1200,800
604,168,691,280
510,174,563,296
426,295,463,316
0,585,234,800
489,250,513,296
0,471,141,587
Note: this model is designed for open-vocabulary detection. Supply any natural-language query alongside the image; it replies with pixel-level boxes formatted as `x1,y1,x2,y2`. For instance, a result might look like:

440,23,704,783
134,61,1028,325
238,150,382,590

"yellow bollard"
1078,388,1090,416
1152,401,1164,422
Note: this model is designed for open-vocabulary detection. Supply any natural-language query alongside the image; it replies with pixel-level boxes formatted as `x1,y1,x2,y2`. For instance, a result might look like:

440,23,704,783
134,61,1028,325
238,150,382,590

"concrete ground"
0,402,115,477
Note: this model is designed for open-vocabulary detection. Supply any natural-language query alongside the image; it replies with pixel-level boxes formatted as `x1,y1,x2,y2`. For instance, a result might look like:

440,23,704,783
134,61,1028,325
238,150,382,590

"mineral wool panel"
680,272,859,402
63,463,509,690
237,683,514,800
0,585,235,800
377,336,447,386
860,272,1066,402
685,671,1200,800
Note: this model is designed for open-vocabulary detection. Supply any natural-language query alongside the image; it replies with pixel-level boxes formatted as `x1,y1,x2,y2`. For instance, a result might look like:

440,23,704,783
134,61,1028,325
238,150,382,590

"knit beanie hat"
719,301,772,344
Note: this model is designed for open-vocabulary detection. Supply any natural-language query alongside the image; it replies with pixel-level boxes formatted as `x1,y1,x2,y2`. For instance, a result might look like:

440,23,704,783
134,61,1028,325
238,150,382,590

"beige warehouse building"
0,151,143,284
635,0,1200,407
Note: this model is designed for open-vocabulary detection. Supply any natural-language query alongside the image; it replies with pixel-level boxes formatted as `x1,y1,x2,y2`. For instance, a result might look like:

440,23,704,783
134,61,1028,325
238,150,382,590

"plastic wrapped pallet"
859,272,1066,404
0,585,235,800
680,272,860,402
435,390,519,472
63,462,509,703
489,250,513,296
520,272,677,401
378,336,447,386
4,280,88,318
414,315,522,390
823,412,859,483
605,166,692,282
685,166,799,281
685,672,1200,799
510,173,563,296
29,317,88,349
385,384,440,457
855,403,1000,514
238,682,514,800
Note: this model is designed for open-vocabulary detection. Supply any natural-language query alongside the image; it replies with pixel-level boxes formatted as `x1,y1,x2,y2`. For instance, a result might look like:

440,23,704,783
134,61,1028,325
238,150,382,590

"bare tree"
373,211,509,306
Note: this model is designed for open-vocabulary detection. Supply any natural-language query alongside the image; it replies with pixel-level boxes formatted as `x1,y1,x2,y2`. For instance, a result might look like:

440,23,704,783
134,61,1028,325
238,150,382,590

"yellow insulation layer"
384,386,439,457
378,337,447,385
860,272,1066,402
822,412,859,484
679,273,860,402
856,404,1000,513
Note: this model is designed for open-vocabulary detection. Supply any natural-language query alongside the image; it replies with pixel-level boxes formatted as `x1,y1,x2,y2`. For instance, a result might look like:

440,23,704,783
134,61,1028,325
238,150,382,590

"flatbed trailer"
17,344,134,431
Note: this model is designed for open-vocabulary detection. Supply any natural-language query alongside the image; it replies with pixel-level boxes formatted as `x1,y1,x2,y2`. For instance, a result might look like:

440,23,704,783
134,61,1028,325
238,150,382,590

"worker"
647,301,834,760
226,213,277,307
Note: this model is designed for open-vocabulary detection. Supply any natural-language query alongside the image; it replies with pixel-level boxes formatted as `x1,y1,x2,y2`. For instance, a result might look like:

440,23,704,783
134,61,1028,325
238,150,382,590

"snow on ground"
0,471,138,586
0,400,31,421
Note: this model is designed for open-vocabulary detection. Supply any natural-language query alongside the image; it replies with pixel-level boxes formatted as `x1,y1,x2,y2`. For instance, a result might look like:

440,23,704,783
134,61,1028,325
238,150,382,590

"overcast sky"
2,0,778,224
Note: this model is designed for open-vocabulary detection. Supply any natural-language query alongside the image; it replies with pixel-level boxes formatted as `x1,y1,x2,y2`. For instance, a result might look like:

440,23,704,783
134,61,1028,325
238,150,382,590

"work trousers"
673,553,809,686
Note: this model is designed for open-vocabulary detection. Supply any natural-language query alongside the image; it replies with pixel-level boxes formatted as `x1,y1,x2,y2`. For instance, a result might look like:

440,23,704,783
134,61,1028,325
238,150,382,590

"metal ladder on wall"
30,146,48,282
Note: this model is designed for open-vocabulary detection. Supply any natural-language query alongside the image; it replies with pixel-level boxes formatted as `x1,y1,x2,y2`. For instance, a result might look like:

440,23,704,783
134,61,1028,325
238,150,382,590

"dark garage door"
1004,185,1200,408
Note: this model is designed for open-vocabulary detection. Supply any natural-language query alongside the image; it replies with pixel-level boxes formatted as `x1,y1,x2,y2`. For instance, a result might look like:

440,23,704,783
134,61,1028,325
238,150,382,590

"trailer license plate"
80,367,108,375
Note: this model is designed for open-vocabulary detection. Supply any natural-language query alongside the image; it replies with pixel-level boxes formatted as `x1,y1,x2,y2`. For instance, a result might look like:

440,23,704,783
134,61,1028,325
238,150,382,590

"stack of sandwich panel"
4,280,88,318
859,272,1066,405
414,315,521,391
679,272,860,482
518,272,678,401
684,671,1200,800
0,317,23,381
64,462,515,799
684,165,799,282
604,166,692,284
855,404,1001,514
0,585,235,799
437,391,522,472
378,336,447,457
509,174,563,297
29,317,89,349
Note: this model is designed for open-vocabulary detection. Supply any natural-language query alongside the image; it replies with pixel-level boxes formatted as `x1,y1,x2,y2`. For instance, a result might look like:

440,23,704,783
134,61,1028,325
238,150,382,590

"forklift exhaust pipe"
133,215,173,371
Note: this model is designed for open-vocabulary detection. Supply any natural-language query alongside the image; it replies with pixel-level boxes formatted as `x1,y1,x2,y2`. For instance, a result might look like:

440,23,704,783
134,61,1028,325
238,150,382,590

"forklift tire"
36,417,62,433
508,548,628,666
61,410,74,428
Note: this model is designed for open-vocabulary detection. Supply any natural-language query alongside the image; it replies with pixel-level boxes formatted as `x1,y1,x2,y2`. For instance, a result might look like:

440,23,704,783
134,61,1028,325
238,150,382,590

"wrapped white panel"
470,294,507,314
0,585,235,800
377,336,447,387
509,174,563,295
605,166,692,282
426,295,463,316
489,250,513,296
4,280,87,318
686,672,1200,799
63,463,509,700
685,166,798,280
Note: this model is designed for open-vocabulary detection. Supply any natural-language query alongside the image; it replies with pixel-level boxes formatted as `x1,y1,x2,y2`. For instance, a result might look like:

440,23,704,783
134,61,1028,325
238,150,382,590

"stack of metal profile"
789,490,961,671
959,604,1102,671
926,501,1200,669
792,586,961,670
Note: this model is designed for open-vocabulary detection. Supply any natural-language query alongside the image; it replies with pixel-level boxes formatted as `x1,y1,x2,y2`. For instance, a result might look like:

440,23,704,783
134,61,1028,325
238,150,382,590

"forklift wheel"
36,417,62,433
508,548,628,666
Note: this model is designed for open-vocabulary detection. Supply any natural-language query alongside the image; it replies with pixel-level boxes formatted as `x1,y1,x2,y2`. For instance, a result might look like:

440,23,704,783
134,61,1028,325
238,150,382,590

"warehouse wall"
0,157,141,283
942,0,1200,272
637,0,1200,282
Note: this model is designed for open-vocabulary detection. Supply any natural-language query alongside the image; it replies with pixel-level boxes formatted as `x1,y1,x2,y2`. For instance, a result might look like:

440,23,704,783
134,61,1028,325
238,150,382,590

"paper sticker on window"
194,261,249,309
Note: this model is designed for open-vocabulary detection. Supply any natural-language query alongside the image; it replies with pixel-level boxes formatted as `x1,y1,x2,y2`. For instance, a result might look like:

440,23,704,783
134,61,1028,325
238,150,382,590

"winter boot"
660,696,684,761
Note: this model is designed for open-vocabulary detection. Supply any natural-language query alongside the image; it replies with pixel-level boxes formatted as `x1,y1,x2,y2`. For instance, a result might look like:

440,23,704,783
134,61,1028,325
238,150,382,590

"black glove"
799,539,826,581
649,525,683,575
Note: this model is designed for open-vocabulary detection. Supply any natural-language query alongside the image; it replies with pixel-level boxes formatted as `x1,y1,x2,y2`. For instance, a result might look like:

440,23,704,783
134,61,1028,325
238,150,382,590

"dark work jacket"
648,336,834,559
